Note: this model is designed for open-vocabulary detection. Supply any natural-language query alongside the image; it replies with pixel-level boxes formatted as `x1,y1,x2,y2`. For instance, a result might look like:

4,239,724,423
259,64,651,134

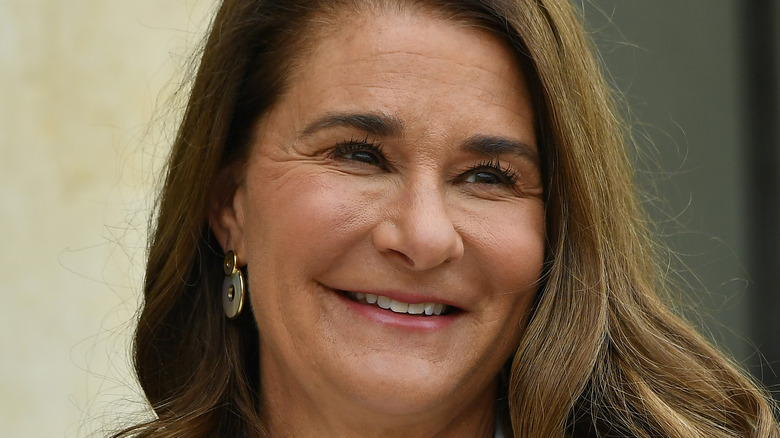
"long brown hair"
116,0,780,436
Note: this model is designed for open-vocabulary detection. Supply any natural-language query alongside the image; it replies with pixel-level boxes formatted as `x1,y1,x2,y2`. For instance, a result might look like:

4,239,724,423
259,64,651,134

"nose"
372,184,464,271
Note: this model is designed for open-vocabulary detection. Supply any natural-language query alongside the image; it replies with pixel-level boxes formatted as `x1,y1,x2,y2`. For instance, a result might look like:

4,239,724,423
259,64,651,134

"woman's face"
217,8,545,430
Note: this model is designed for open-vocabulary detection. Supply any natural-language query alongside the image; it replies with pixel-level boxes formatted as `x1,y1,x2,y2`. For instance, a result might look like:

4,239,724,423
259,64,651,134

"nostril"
386,249,416,268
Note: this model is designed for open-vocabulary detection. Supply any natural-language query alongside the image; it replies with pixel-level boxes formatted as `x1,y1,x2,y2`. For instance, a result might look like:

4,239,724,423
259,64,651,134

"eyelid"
333,135,382,151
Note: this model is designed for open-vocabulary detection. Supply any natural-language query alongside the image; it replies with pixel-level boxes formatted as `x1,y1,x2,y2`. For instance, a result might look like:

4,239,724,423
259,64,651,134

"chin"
332,353,497,418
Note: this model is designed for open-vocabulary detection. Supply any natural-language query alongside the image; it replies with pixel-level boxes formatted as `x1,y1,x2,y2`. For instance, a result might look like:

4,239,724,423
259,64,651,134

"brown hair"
116,0,780,436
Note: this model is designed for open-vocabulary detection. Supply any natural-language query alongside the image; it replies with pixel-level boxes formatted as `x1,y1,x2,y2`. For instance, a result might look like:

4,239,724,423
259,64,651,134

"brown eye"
343,149,383,166
332,140,387,169
464,170,504,185
459,158,518,187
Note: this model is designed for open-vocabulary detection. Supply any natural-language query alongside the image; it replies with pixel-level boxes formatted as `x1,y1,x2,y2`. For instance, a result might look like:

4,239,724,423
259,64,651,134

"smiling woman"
115,0,779,437
209,13,543,433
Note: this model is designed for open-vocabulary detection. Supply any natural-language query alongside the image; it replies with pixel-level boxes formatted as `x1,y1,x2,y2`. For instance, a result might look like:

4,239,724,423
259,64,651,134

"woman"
117,0,779,436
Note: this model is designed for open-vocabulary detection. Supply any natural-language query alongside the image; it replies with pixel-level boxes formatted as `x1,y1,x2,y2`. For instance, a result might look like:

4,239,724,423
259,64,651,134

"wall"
583,0,780,397
0,1,213,436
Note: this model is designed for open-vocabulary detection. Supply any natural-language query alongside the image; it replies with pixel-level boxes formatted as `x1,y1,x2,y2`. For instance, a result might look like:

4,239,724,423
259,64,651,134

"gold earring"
222,250,245,319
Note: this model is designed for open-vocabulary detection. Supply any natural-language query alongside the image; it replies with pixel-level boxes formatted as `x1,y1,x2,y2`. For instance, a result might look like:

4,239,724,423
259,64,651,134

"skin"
212,8,545,438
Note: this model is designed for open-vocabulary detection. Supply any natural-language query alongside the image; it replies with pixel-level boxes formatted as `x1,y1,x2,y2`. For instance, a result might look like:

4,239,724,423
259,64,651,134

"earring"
222,250,245,319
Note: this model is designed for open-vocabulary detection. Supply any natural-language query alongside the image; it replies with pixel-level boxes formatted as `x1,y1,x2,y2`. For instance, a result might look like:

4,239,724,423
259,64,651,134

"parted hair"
116,0,780,436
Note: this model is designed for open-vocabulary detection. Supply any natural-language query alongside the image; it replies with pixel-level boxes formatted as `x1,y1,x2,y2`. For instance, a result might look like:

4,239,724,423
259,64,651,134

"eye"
331,138,387,169
459,158,518,187
464,170,504,185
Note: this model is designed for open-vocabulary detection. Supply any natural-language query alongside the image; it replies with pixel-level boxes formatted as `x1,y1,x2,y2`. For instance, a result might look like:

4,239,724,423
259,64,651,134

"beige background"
1,1,214,436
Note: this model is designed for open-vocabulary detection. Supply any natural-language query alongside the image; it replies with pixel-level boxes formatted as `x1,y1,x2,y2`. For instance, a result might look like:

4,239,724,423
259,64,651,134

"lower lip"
333,290,459,331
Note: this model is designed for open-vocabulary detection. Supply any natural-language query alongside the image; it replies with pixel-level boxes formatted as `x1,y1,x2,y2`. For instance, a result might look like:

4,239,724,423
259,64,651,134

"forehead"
288,3,522,85
278,8,533,128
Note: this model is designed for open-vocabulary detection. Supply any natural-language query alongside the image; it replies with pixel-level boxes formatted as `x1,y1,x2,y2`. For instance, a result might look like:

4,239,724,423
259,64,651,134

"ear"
208,165,248,264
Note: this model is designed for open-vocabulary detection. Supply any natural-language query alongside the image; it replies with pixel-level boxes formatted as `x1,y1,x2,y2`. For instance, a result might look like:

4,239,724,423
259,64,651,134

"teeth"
389,300,409,313
377,295,392,309
346,292,449,316
407,303,424,315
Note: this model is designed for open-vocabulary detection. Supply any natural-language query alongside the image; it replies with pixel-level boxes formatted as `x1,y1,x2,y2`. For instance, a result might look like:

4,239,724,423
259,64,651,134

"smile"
341,291,452,316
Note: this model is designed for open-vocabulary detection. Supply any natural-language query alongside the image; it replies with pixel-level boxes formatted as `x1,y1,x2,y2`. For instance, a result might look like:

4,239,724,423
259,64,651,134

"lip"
328,287,462,331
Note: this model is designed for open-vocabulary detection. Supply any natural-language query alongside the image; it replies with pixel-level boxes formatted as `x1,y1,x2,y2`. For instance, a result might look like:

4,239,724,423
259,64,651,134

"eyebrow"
462,134,539,164
299,112,404,138
299,112,538,163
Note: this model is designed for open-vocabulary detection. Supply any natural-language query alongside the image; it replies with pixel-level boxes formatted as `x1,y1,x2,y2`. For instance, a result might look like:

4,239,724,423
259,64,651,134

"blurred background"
1,1,215,436
581,0,780,403
0,0,777,436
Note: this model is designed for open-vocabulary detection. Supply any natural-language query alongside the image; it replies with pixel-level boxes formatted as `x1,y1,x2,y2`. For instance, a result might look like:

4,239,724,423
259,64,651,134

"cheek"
242,169,382,274
466,201,546,293
451,200,545,349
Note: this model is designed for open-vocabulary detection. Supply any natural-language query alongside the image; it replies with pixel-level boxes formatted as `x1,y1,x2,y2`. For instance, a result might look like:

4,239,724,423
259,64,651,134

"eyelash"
467,158,519,187
330,138,519,187
331,137,387,169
